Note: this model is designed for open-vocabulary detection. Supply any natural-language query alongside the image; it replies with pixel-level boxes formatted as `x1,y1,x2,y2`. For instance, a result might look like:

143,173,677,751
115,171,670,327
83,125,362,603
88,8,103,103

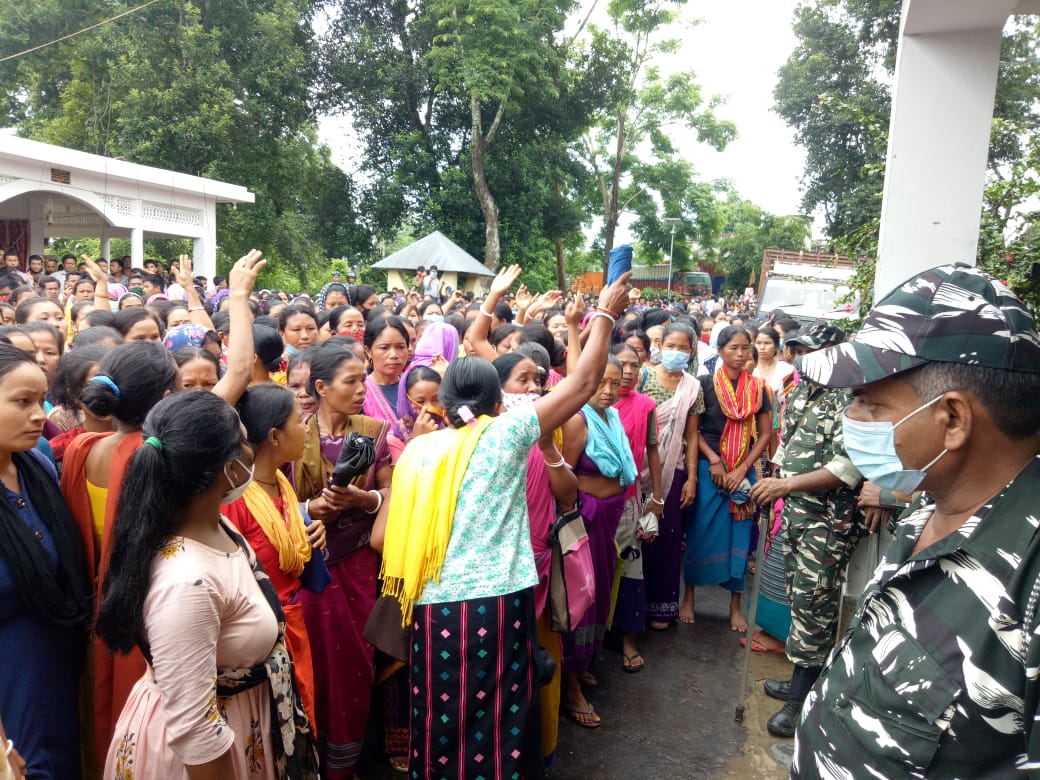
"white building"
0,135,253,278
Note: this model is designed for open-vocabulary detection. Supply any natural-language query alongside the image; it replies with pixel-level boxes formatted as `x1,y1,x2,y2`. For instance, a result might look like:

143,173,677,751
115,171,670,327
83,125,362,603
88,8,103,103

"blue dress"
0,466,84,779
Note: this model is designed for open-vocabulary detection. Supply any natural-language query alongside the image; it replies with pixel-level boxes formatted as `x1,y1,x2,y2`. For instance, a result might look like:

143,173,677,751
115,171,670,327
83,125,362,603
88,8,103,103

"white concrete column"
873,22,1005,297
193,234,215,281
100,230,111,262
130,227,144,270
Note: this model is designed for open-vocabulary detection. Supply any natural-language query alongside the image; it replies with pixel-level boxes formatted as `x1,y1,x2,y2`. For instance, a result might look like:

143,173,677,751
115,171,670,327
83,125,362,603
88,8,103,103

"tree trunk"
603,109,626,271
471,95,502,271
555,237,567,290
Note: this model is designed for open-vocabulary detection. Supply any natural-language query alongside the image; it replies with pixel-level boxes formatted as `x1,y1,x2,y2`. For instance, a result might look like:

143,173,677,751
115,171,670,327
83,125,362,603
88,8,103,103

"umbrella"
735,502,773,724
329,432,376,488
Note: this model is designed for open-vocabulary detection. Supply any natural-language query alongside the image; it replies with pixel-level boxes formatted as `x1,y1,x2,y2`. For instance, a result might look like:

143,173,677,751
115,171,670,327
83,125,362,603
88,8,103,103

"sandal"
648,620,672,632
565,706,602,728
389,756,409,773
622,652,645,673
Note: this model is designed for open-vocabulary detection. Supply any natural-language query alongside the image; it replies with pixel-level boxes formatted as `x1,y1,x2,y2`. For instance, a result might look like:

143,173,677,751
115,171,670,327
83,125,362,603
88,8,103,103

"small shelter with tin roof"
371,230,495,294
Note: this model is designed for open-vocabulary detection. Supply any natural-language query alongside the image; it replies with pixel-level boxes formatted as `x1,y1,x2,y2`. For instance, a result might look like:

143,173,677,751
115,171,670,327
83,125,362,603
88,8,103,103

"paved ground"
549,584,793,779
360,584,796,779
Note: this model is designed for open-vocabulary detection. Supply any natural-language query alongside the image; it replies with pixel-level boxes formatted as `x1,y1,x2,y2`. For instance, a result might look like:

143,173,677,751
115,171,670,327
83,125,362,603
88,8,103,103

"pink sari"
362,374,398,424
525,449,555,616
615,389,657,499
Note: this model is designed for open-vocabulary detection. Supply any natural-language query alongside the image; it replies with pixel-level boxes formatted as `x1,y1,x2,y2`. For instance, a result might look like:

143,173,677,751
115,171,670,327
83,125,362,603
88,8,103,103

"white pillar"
193,235,215,281
130,227,144,270
873,21,1005,297
100,230,111,262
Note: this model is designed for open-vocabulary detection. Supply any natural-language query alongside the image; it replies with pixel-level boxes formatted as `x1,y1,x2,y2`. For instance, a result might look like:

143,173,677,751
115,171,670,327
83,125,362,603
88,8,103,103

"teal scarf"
581,404,637,487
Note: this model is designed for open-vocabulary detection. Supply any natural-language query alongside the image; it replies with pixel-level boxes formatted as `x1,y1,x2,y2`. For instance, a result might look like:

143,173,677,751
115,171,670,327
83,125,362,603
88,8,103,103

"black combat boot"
766,664,821,738
763,678,790,701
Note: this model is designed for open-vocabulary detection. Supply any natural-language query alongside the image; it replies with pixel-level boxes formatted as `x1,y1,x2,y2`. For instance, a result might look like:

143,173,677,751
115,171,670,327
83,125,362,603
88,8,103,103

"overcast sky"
317,0,811,236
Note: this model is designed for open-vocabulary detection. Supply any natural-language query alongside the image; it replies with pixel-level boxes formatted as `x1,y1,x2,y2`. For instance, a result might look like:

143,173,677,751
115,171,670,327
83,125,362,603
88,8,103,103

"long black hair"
96,391,244,653
236,384,295,446
80,341,178,427
0,344,91,628
440,356,501,428
306,339,363,398
52,343,107,414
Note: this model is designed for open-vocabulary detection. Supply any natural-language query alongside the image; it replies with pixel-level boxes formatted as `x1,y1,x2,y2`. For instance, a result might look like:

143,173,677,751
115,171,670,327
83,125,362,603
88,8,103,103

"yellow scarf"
240,472,312,577
380,416,494,625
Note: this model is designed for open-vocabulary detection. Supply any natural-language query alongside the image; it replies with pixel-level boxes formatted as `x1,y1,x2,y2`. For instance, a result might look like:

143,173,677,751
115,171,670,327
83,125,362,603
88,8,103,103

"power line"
0,0,165,64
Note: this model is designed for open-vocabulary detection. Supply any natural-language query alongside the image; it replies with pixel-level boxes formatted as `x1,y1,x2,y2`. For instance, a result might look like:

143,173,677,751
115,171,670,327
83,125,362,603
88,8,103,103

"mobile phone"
607,244,633,286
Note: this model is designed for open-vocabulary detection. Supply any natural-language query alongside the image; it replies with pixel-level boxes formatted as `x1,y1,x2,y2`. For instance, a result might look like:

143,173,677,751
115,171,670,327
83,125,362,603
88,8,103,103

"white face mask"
501,391,540,411
221,458,254,504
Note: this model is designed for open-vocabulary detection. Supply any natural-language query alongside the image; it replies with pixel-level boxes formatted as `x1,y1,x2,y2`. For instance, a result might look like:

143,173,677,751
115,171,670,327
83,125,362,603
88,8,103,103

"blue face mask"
649,346,662,365
425,314,444,323
284,344,300,358
778,338,785,351
841,395,947,494
660,349,689,372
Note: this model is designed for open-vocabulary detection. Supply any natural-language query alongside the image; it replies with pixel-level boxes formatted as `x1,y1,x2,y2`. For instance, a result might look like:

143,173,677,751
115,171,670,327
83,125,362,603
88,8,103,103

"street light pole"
663,218,681,298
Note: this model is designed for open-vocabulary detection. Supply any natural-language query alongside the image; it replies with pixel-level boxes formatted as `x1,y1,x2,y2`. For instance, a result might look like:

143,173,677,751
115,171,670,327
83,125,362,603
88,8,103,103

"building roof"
371,230,495,276
0,134,253,204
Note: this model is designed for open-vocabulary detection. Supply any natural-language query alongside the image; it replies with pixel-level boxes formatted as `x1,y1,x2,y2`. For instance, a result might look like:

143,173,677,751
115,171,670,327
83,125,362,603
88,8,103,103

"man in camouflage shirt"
749,324,872,738
792,263,1040,777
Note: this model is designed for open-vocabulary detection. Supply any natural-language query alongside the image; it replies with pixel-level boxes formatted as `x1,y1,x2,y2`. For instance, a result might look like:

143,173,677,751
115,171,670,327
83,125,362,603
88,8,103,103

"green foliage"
715,198,812,290
776,2,1040,316
1,0,372,290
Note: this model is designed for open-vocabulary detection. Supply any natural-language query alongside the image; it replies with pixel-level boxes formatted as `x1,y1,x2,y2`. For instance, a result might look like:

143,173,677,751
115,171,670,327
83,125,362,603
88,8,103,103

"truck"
570,265,713,298
756,248,860,324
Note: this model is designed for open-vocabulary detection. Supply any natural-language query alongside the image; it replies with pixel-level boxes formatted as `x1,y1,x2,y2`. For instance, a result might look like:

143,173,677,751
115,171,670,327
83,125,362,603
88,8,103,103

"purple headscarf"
394,322,459,420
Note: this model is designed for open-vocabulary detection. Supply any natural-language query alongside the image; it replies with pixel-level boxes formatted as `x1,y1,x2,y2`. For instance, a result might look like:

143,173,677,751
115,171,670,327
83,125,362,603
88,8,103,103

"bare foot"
679,586,695,624
730,606,748,633
578,671,598,688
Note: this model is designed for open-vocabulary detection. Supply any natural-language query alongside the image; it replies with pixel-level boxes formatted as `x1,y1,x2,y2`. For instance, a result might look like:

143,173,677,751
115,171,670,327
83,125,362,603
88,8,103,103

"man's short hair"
141,273,165,290
493,302,513,323
902,362,1040,441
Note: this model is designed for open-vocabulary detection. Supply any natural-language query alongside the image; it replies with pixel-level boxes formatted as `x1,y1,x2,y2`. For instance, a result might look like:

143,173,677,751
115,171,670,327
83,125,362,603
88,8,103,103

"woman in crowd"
377,264,630,778
61,341,180,772
114,307,162,342
326,305,366,341
637,322,703,629
683,326,772,631
173,346,222,393
278,305,320,361
22,320,63,400
0,344,92,780
117,292,144,309
387,365,446,463
350,284,379,316
495,346,577,765
47,343,108,444
361,315,410,425
224,383,327,730
560,354,636,727
96,391,317,779
15,296,66,331
286,350,317,418
752,325,794,401
611,342,663,673
290,340,392,779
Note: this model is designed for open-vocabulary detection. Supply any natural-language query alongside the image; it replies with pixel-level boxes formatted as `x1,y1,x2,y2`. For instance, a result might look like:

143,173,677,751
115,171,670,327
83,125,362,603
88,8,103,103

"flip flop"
739,635,786,655
565,706,602,729
648,621,673,632
622,652,645,673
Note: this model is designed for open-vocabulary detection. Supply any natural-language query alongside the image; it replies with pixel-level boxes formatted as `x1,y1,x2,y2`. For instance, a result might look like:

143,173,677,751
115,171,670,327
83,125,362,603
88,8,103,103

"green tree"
715,197,811,290
578,0,737,269
1,0,371,288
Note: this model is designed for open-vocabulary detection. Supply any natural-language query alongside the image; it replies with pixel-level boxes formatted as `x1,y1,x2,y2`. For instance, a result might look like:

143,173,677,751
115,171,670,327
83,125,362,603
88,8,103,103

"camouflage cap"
785,323,847,351
800,263,1040,387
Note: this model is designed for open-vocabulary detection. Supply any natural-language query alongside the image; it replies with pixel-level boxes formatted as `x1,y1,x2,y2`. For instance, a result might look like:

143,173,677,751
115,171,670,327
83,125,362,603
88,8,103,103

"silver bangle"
647,495,665,506
367,489,384,515
586,310,616,327
479,305,494,318
4,738,12,757
544,457,567,469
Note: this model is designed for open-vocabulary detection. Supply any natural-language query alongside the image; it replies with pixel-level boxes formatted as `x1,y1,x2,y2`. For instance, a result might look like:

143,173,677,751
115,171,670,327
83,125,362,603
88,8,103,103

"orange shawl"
61,430,145,773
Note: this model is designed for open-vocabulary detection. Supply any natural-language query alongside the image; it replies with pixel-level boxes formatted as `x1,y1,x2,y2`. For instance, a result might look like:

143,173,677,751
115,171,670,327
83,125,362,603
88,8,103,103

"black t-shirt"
698,373,772,456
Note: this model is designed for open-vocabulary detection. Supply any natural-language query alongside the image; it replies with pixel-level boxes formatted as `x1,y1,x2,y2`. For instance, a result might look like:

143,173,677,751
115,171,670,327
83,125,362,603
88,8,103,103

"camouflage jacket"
794,456,1040,779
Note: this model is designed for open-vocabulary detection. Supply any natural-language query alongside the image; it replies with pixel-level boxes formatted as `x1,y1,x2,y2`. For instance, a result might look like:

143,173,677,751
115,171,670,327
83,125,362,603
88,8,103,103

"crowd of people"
1,246,1040,780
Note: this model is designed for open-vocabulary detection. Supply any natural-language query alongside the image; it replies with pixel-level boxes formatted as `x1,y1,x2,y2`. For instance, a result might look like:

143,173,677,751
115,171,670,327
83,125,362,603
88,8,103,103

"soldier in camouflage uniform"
749,324,876,738
792,264,1040,777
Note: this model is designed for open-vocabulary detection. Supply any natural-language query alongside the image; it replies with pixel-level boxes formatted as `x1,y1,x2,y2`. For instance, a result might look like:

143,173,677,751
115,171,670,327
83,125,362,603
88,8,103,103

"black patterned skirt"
409,588,542,780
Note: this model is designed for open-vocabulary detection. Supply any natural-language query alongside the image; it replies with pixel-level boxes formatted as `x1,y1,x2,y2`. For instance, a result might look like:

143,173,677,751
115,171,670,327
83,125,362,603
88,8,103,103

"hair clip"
89,375,121,397
457,405,477,427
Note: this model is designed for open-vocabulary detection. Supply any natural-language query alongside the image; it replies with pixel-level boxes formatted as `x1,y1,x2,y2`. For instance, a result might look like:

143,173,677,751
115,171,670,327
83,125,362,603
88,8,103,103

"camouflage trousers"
781,498,861,667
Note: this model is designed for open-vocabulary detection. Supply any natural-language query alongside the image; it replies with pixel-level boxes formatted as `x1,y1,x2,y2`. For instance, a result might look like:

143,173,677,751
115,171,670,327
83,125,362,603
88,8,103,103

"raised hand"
228,249,266,295
79,254,107,284
173,254,195,290
514,284,533,310
596,271,632,317
565,293,586,327
489,264,522,297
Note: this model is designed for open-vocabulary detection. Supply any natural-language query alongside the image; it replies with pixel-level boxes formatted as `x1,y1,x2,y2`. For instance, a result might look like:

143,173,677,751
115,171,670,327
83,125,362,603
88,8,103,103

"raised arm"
173,255,216,330
80,255,111,311
532,273,630,436
565,294,585,376
213,250,265,404
471,264,522,361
